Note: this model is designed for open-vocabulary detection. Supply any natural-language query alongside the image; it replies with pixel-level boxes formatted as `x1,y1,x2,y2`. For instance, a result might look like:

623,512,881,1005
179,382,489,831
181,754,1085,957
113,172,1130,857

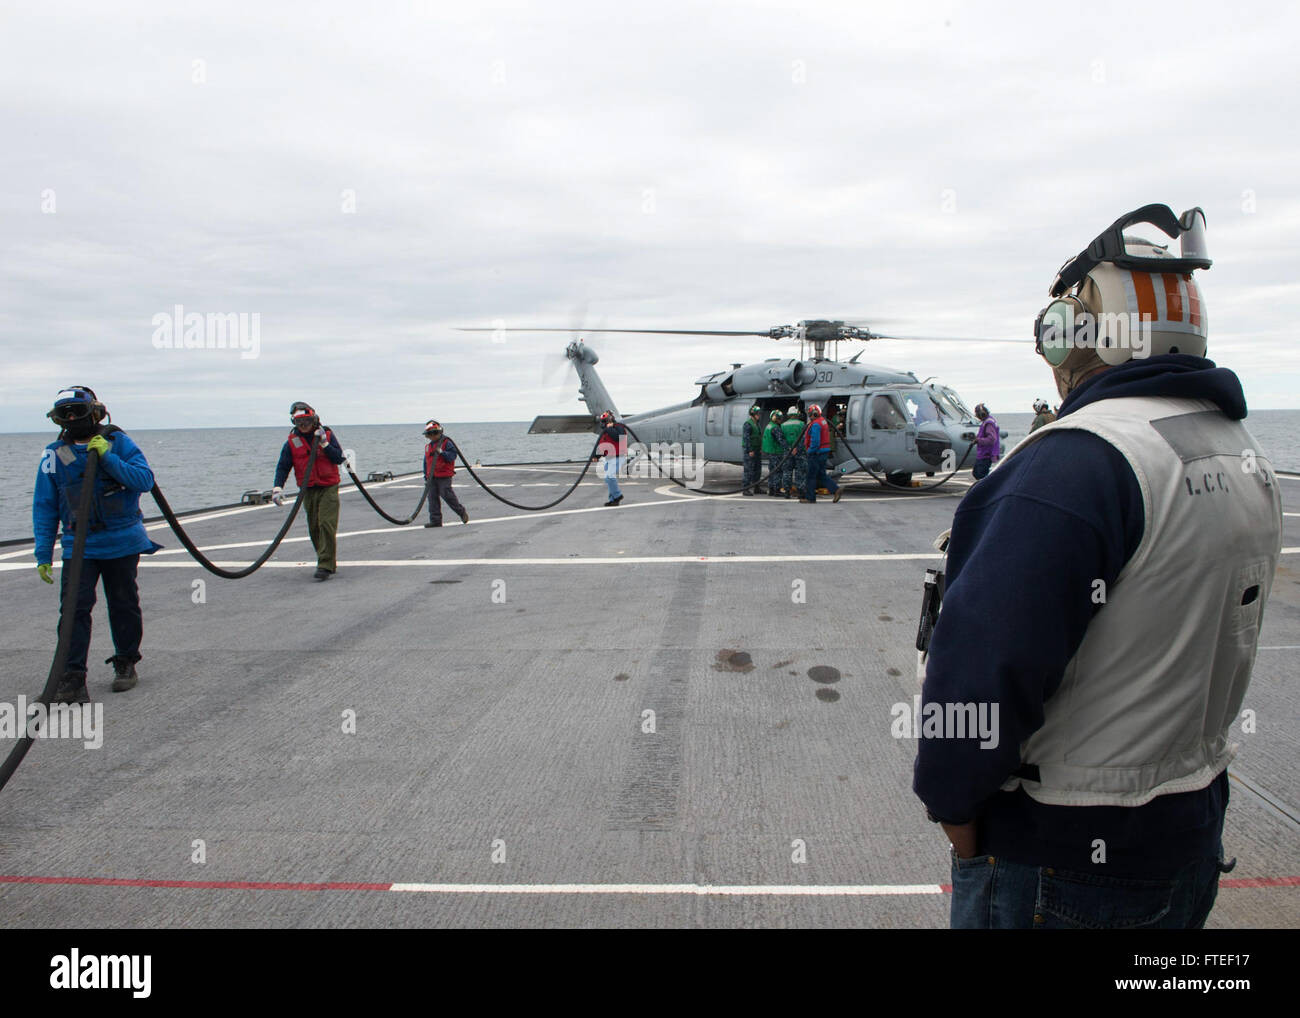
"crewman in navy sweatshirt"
914,205,1283,928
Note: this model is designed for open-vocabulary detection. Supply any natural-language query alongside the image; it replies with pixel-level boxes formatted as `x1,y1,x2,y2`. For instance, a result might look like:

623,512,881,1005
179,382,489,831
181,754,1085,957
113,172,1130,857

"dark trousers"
59,554,142,677
428,475,465,524
742,451,761,492
766,454,785,493
805,451,838,501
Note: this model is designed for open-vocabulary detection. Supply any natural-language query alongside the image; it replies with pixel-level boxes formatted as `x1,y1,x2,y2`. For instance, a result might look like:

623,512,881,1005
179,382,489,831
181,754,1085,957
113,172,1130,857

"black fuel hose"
453,434,605,511
841,436,974,493
321,424,435,526
0,449,100,794
149,441,319,579
345,467,435,526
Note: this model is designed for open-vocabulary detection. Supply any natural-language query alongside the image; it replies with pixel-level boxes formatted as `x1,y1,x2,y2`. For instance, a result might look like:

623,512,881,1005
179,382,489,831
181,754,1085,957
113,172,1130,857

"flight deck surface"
1,464,1296,928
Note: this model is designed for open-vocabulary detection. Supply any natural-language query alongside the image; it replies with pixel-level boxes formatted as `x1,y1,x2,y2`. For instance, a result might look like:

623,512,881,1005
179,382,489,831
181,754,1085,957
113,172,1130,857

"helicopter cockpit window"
903,392,941,426
870,395,907,431
937,386,974,421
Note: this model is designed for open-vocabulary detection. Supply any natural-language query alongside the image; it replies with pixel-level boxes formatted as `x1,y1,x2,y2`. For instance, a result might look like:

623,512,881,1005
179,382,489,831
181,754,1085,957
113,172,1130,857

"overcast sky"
2,0,1297,432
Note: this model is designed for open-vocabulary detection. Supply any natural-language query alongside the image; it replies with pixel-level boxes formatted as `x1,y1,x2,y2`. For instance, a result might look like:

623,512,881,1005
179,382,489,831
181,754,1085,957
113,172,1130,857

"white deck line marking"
4,480,961,566
658,483,960,501
1,552,945,572
0,476,423,560
1257,646,1300,651
386,882,945,896
10,496,694,565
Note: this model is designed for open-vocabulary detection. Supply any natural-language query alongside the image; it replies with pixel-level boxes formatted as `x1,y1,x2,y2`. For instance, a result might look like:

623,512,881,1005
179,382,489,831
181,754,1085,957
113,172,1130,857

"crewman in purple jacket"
972,404,1001,479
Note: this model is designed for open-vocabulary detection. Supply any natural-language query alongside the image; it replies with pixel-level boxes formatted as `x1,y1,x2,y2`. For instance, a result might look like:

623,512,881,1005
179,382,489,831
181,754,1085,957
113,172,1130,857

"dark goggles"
48,401,93,425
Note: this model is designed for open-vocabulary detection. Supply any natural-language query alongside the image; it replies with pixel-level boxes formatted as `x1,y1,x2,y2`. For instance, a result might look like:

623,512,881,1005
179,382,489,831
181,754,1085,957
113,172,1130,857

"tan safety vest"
1001,396,1283,806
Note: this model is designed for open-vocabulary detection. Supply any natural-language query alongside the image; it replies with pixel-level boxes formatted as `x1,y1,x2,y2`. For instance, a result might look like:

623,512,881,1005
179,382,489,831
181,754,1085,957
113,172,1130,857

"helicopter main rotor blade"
458,327,773,336
869,334,1029,344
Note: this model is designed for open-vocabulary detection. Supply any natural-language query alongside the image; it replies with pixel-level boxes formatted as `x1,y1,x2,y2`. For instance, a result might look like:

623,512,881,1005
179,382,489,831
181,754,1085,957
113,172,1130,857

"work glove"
86,434,110,457
314,427,327,445
271,486,285,506
37,563,53,584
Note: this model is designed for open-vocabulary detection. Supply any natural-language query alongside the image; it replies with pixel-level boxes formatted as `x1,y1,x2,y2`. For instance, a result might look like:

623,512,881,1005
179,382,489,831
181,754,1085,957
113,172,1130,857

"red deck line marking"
1220,876,1300,889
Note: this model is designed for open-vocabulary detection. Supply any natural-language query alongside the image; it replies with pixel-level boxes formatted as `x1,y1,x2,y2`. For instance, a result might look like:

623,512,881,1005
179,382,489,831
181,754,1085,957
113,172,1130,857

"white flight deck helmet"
1035,204,1211,396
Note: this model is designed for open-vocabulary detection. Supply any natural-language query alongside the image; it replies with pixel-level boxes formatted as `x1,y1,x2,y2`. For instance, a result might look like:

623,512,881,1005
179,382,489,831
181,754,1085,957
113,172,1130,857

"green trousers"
304,484,339,572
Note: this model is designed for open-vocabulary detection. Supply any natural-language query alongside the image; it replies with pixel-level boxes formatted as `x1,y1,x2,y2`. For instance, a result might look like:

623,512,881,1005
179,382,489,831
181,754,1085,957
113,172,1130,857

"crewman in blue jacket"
32,387,161,702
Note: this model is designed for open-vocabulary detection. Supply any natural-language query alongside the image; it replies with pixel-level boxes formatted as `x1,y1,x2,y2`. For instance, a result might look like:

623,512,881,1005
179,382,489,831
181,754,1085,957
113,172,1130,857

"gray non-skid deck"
0,464,1296,928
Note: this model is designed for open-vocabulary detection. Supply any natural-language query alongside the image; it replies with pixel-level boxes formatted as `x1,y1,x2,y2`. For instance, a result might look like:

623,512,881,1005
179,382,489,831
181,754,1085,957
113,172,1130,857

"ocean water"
0,421,595,543
2,411,1297,543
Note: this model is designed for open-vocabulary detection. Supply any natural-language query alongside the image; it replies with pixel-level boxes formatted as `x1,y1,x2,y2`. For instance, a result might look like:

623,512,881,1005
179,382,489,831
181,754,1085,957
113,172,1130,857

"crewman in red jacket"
423,420,470,528
272,401,346,580
802,405,842,504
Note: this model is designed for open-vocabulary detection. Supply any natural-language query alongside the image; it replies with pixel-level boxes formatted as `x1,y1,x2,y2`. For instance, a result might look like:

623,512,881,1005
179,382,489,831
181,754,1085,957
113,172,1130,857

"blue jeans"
950,850,1226,929
805,451,838,501
602,456,623,500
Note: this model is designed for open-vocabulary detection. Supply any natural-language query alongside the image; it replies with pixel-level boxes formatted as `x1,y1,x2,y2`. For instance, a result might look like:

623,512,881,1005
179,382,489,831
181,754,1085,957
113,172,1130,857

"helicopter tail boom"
566,341,621,421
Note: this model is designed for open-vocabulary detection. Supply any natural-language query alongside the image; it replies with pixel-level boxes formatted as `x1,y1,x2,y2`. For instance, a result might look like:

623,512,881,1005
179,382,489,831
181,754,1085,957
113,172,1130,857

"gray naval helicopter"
463,319,1014,487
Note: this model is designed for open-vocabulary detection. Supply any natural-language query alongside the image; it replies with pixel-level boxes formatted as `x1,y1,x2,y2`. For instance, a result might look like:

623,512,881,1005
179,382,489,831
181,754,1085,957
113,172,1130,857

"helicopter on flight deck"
461,319,1017,487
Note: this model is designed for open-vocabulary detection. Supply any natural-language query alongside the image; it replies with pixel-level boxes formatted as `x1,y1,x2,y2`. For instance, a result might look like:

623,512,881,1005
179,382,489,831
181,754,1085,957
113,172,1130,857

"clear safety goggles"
1049,205,1210,298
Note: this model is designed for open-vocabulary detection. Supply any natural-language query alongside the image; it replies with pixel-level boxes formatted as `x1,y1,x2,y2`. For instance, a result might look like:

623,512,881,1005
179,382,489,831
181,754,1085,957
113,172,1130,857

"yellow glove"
37,563,53,584
86,434,110,457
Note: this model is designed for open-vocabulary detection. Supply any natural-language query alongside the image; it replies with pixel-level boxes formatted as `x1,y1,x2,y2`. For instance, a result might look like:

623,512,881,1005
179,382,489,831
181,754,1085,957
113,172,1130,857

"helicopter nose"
916,423,952,468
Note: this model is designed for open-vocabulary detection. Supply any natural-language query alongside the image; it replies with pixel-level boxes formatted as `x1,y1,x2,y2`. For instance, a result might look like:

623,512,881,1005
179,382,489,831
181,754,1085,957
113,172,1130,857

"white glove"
314,427,327,444
271,486,284,506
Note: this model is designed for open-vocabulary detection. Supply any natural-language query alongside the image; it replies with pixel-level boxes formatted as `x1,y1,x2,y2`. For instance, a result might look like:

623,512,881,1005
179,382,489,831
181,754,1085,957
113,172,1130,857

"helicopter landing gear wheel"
885,472,912,487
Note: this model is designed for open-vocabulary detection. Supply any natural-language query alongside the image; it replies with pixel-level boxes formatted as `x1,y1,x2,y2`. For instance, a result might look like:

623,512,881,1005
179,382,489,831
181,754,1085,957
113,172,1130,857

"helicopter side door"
867,393,913,469
702,403,730,461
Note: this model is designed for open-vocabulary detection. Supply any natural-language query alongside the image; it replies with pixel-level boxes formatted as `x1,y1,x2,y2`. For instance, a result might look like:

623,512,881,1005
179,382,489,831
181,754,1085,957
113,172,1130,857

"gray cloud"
2,0,1297,431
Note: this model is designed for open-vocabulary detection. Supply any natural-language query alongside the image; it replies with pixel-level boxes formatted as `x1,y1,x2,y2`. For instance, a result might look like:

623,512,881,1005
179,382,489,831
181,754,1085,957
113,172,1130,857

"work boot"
108,656,138,692
53,673,90,704
458,507,470,524
832,489,842,503
425,521,441,528
313,568,331,581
